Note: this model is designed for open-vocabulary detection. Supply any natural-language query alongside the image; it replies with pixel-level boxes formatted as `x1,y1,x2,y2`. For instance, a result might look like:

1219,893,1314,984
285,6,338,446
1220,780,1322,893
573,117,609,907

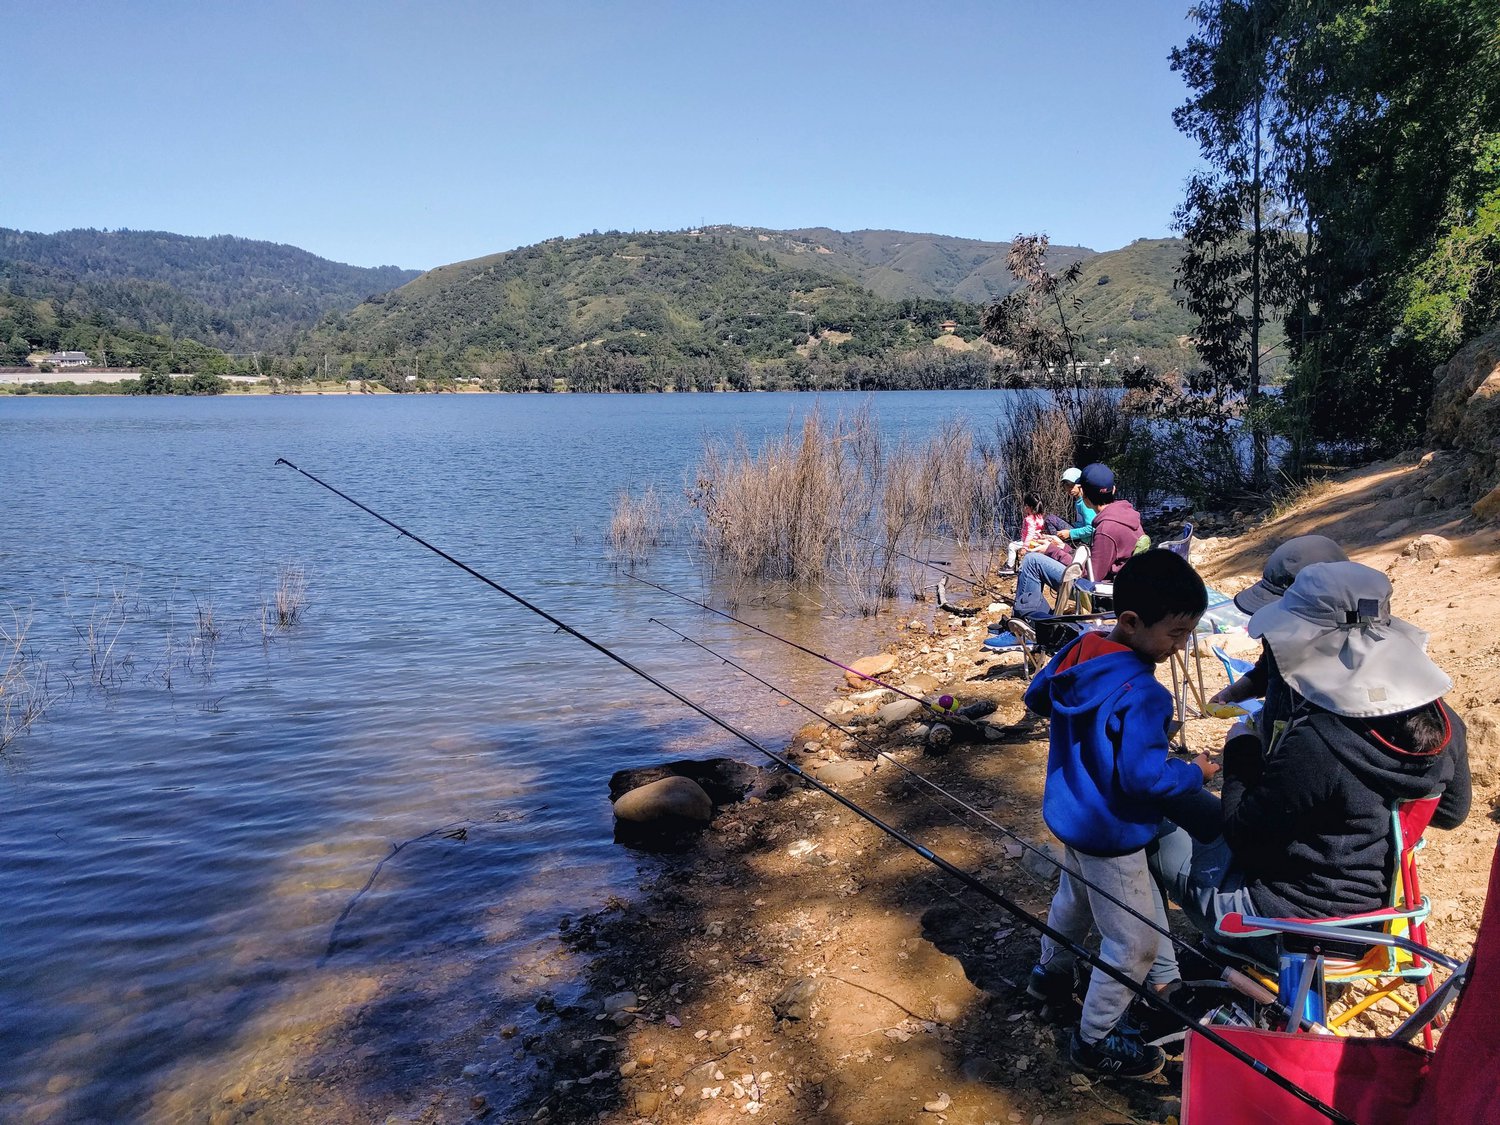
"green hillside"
0,228,419,350
300,228,1197,389
297,230,987,389
735,226,1095,303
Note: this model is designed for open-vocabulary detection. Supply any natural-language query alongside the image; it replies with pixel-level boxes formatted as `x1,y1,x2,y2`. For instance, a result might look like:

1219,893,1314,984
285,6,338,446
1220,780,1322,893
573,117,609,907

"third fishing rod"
275,458,1357,1125
646,615,1291,1015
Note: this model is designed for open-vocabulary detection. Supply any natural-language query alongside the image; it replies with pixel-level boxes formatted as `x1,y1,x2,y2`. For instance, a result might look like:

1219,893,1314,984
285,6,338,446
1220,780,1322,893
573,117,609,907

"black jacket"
1221,700,1471,918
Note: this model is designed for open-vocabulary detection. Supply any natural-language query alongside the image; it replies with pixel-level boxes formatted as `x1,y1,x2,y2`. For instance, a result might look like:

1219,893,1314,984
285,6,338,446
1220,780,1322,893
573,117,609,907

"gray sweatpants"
1038,844,1178,1043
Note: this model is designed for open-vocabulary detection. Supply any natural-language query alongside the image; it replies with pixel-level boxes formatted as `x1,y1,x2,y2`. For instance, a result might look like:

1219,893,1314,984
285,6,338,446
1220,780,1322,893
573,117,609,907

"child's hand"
1194,752,1220,783
1212,679,1253,705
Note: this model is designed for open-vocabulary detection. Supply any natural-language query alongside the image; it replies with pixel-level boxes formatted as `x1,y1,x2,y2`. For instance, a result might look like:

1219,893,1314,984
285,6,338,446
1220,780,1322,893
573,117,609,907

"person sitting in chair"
1152,562,1472,951
1014,464,1143,618
1210,534,1349,749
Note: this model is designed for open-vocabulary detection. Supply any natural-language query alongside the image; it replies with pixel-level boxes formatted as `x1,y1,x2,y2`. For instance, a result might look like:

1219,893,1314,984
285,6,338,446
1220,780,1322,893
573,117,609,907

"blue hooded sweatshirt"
1024,631,1204,857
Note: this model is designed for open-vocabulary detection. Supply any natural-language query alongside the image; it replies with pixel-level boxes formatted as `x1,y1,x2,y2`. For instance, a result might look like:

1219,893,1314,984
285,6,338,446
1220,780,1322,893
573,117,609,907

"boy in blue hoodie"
1022,550,1217,1079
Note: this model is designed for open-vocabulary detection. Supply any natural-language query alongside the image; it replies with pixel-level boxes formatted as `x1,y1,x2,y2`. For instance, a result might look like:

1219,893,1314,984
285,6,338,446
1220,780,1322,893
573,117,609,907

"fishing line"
275,458,1355,1125
624,572,945,717
646,617,1269,990
847,530,986,590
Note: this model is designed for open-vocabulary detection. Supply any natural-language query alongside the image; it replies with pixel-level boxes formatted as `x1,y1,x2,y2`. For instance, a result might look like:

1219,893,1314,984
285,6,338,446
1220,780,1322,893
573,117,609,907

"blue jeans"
1016,550,1066,610
1150,827,1277,969
1039,845,1178,1042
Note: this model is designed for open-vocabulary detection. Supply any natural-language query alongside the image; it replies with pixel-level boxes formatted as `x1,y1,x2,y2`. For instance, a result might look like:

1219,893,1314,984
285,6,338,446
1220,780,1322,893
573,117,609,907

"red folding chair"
1182,834,1500,1125
1212,796,1444,1044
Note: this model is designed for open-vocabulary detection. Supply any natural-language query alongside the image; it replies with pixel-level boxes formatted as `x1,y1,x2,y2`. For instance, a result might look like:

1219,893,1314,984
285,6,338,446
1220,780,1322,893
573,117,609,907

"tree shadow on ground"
518,665,1190,1125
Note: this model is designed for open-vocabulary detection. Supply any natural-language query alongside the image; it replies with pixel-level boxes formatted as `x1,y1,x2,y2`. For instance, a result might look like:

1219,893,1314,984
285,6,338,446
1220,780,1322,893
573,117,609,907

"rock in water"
612,776,713,841
844,653,898,688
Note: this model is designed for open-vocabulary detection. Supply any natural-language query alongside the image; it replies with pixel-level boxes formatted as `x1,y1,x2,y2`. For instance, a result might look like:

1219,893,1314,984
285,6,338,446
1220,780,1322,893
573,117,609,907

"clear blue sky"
8,0,1203,271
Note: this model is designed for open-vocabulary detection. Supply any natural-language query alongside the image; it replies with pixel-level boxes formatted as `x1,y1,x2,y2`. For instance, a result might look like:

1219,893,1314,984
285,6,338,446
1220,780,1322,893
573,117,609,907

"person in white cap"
1153,561,1471,948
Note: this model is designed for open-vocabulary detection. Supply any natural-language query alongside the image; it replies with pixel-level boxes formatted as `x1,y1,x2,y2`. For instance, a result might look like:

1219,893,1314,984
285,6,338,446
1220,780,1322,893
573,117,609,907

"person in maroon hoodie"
1077,462,1145,582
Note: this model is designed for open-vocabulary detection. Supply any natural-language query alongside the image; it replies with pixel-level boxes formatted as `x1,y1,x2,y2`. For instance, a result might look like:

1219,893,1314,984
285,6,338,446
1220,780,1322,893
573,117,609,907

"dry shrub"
684,407,1008,612
2,606,62,751
607,486,671,564
262,565,308,638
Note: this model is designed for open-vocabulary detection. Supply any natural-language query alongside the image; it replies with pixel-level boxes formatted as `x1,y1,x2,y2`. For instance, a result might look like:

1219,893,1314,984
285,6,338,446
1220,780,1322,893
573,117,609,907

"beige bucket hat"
1248,561,1451,718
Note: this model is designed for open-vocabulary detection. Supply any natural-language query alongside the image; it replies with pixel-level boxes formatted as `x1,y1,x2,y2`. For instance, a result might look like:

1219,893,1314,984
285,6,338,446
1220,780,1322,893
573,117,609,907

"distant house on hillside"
45,351,91,367
939,320,958,335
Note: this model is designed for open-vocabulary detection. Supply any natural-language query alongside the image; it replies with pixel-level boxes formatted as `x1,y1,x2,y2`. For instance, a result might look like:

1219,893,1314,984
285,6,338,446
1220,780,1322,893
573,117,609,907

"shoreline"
490,452,1499,1125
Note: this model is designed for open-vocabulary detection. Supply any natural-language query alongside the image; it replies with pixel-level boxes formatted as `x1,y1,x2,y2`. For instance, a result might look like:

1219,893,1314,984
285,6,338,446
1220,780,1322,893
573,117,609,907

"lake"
0,390,1021,1122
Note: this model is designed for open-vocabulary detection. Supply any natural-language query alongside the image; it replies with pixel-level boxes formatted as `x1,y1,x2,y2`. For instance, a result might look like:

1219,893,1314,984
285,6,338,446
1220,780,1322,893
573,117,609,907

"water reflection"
0,391,1015,1121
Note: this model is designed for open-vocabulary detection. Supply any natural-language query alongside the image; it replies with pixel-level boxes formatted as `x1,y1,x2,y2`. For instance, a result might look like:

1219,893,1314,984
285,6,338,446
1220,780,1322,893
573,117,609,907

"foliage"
0,228,418,350
1173,0,1500,460
980,233,1099,432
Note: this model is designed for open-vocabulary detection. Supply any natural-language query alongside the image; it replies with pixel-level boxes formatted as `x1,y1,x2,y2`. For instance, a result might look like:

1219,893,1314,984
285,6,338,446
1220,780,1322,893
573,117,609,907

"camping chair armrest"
1220,912,1462,971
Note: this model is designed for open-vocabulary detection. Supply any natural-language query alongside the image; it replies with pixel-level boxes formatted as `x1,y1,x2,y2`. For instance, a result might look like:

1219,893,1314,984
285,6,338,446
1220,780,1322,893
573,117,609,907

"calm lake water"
0,390,1020,1122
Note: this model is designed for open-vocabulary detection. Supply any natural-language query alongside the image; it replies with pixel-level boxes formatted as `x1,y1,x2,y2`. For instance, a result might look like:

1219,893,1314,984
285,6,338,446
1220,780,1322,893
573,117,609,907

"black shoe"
1026,964,1076,1007
1069,1026,1166,1080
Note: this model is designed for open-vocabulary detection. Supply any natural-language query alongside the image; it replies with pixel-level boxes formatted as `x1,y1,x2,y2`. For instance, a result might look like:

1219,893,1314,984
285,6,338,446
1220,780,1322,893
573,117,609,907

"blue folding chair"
1210,645,1264,721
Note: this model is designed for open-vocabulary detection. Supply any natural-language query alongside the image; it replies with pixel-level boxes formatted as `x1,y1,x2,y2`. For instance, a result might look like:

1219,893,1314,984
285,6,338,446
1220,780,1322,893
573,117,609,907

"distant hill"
299,227,1194,388
741,226,1096,303
296,230,986,386
0,223,1205,391
0,228,419,350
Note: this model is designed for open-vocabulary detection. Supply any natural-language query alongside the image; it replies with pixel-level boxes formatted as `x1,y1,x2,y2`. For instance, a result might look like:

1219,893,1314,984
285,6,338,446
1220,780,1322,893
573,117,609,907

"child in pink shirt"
1006,492,1049,570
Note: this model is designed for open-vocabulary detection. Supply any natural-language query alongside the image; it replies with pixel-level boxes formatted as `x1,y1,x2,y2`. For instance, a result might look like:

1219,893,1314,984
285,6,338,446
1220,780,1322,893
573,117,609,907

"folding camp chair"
1209,795,1445,1045
1181,834,1500,1125
1210,645,1265,723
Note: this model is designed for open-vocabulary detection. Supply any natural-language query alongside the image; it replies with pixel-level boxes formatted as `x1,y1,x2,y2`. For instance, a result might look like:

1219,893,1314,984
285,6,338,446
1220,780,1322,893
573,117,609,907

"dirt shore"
505,452,1500,1125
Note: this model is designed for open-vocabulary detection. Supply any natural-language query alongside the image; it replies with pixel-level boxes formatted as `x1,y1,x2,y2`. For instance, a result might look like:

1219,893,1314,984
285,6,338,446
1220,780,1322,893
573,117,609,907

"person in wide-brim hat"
1233,533,1348,616
1152,560,1472,946
1249,560,1450,717
1212,534,1349,727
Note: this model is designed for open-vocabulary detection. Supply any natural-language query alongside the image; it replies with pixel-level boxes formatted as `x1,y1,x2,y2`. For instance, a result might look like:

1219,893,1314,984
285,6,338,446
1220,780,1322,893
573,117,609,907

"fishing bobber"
934,694,959,714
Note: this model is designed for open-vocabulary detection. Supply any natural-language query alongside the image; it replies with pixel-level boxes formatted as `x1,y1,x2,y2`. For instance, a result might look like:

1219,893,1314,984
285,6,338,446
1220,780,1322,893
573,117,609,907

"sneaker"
1069,1026,1166,1080
1026,964,1076,1007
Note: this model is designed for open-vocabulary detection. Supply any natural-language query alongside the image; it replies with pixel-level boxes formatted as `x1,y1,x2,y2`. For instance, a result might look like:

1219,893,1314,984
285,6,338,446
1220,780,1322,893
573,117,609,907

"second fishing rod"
647,615,1291,1019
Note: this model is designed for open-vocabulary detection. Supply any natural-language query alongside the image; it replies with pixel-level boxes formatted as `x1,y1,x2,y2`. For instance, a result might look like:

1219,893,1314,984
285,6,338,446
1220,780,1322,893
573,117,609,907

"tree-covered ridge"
300,230,983,366
0,228,419,350
738,226,1096,303
297,229,1194,387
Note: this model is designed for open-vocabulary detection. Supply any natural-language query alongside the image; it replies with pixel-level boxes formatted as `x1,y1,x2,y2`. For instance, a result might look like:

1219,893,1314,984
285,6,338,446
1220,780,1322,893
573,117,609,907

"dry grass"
1,606,63,752
607,486,671,564
262,565,309,638
681,407,1017,613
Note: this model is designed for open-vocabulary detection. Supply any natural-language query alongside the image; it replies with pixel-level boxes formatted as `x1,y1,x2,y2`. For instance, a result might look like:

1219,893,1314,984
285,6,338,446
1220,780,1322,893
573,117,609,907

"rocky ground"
487,448,1500,1125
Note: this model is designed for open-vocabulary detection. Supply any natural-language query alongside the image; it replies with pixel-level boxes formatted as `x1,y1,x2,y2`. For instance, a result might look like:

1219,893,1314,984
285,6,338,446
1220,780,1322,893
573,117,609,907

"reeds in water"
607,485,670,564
262,565,308,638
1,606,63,752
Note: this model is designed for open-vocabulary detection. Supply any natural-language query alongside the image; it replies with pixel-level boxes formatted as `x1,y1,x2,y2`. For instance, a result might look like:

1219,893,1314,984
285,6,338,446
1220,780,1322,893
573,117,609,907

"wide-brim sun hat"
1234,533,1350,615
1248,561,1451,718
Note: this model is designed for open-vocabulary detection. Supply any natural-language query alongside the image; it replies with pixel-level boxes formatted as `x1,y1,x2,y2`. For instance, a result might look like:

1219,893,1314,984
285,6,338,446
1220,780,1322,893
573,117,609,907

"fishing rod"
274,458,1357,1125
646,616,1283,1000
847,530,986,590
625,572,947,718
